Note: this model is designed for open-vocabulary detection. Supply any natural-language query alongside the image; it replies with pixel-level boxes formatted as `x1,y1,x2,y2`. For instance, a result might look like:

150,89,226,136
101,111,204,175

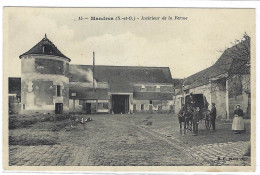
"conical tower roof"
19,34,71,62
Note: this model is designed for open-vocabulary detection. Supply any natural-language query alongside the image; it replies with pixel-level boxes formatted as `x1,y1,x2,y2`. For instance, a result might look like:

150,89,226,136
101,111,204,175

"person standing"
192,107,200,136
210,103,217,131
232,104,245,134
178,105,185,129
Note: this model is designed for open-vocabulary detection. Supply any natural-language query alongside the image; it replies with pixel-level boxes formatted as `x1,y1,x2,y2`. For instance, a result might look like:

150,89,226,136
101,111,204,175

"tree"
210,33,250,93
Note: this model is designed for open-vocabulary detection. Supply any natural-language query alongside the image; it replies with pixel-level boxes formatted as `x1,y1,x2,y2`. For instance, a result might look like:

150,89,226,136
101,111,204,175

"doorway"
55,103,63,114
83,103,92,114
112,95,129,114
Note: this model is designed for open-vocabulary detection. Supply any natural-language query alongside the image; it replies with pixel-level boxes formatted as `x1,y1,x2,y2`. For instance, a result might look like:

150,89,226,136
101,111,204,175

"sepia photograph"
3,7,256,172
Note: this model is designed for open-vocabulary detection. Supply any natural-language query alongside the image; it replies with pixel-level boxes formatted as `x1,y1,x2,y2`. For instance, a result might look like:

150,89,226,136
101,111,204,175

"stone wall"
20,55,69,114
228,74,250,118
176,74,251,119
69,99,110,114
173,94,184,114
211,80,227,119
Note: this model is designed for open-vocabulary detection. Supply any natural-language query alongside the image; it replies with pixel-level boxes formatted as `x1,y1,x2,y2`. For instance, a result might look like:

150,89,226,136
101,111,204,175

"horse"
184,111,193,130
178,107,193,130
178,113,185,129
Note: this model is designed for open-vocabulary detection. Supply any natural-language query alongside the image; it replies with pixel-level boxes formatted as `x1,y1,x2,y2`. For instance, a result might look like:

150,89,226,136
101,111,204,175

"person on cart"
210,103,217,132
186,93,195,106
186,92,195,114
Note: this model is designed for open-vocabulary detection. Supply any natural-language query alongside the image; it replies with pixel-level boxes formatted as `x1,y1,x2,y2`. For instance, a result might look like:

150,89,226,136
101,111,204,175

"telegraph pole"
93,52,95,92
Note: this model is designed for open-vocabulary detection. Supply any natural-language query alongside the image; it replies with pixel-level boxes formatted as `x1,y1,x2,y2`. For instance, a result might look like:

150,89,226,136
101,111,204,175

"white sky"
5,8,255,78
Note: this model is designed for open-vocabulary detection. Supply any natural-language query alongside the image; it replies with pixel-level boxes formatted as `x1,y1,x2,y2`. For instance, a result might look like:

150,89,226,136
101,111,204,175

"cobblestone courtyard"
9,114,251,166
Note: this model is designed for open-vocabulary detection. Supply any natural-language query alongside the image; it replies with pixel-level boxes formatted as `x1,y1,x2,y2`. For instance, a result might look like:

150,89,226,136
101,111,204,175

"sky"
4,8,255,78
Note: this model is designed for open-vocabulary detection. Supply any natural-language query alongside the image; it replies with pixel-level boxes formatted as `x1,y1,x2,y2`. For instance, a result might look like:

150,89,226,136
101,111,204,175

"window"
97,103,103,109
141,85,145,92
103,103,109,109
150,100,152,104
141,104,144,110
23,104,25,110
97,103,109,109
57,85,61,97
156,85,160,92
71,93,76,97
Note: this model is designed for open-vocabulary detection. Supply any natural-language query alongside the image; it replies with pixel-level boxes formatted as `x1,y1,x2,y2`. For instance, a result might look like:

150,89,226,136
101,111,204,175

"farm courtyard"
9,114,251,166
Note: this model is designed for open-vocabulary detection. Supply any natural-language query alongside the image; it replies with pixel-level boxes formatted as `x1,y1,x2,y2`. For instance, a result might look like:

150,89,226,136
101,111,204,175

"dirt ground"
9,113,251,166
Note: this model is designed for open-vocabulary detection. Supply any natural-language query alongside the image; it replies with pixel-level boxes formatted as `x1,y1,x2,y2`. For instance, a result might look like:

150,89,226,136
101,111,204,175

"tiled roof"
183,39,250,90
172,78,183,86
69,65,173,93
69,65,173,84
19,35,70,61
69,85,109,100
109,83,133,93
183,66,213,90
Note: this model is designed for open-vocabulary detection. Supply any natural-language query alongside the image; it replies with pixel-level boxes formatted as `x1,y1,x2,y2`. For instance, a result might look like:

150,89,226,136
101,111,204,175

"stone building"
69,65,174,114
19,35,70,114
174,38,251,119
12,35,174,114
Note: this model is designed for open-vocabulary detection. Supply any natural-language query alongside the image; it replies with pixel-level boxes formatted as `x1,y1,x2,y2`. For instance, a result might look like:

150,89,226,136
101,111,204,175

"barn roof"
69,65,173,93
109,83,133,93
183,39,250,90
19,34,70,61
69,65,173,84
69,85,109,100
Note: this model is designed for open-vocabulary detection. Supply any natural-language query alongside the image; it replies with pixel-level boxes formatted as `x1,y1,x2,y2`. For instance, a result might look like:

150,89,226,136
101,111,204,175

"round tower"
19,34,71,114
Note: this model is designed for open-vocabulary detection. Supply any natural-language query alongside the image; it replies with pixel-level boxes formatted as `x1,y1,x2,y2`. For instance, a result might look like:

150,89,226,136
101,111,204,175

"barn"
69,65,174,114
10,35,174,114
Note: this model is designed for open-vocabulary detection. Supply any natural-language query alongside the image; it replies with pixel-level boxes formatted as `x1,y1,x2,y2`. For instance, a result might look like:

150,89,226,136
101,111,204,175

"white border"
0,0,259,175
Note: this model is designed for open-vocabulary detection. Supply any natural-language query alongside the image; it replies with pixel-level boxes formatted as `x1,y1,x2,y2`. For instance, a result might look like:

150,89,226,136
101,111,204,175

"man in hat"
186,92,195,113
192,107,200,136
186,93,195,105
210,103,217,131
178,104,186,129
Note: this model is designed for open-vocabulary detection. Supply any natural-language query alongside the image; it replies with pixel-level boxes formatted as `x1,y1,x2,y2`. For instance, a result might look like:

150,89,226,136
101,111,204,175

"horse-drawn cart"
178,93,212,131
